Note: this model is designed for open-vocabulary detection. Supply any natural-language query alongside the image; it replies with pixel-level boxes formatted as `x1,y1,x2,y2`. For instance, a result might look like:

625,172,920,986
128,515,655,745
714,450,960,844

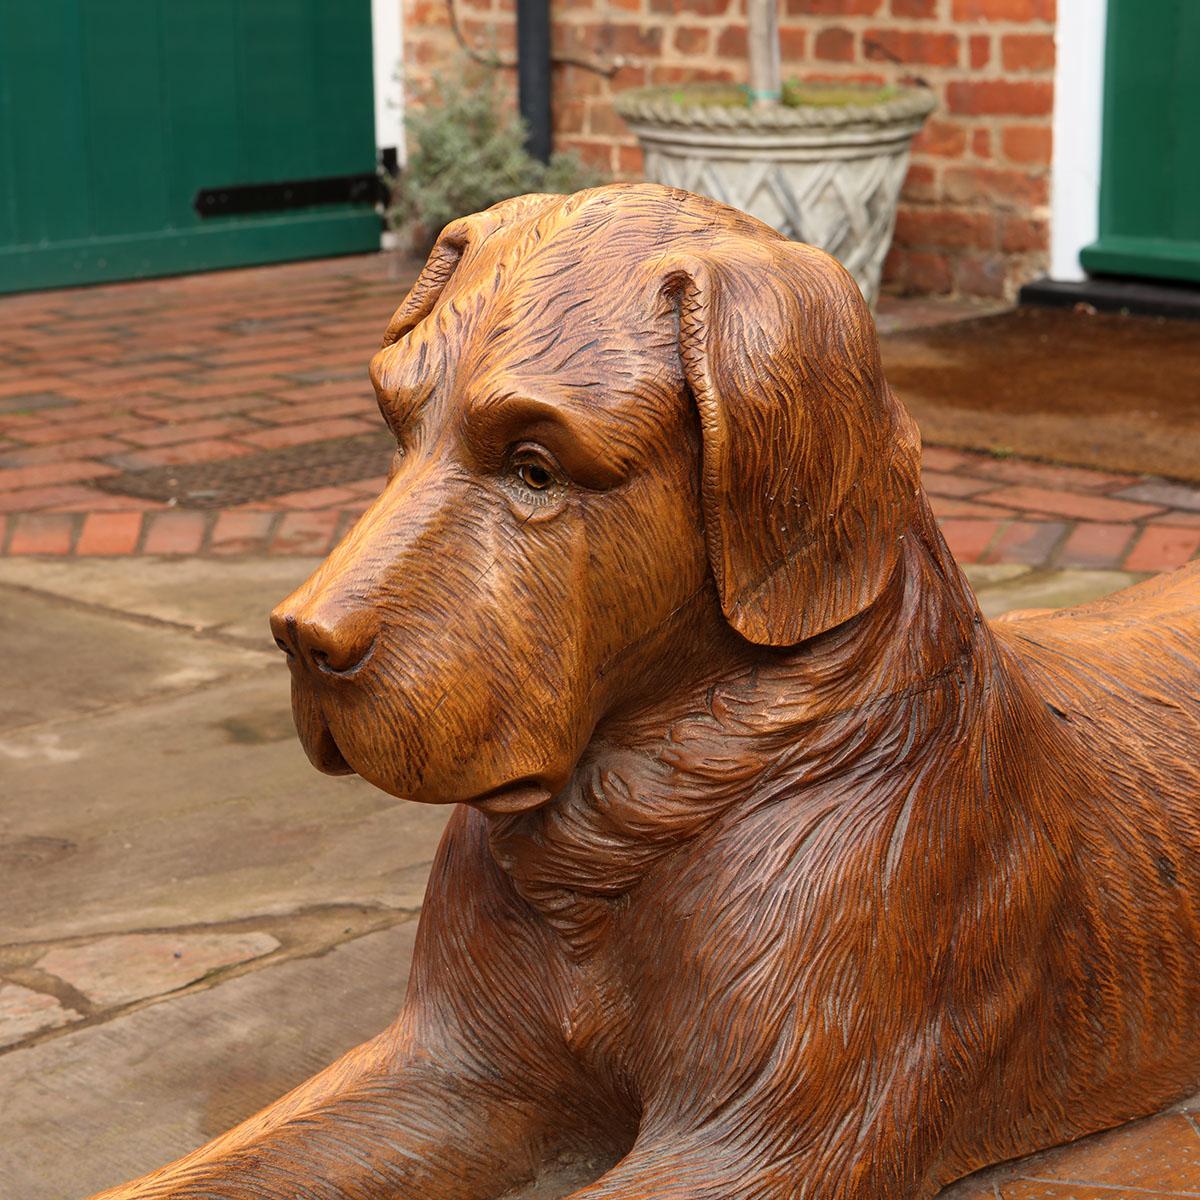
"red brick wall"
403,0,1057,299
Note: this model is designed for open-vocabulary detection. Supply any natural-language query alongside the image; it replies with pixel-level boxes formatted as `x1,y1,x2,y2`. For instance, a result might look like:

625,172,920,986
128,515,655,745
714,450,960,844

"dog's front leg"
558,1133,785,1200
90,1019,557,1200
561,1140,938,1200
89,807,592,1200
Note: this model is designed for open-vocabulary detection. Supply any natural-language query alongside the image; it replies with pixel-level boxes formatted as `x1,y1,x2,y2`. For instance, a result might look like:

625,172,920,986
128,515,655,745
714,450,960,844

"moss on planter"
656,82,901,110
782,82,899,108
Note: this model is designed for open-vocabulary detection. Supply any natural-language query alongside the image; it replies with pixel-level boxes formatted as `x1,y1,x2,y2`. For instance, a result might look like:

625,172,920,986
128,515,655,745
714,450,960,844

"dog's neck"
485,496,990,956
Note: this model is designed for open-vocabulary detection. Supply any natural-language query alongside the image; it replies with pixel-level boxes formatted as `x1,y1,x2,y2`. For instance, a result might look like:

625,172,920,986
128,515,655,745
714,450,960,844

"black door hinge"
194,172,385,218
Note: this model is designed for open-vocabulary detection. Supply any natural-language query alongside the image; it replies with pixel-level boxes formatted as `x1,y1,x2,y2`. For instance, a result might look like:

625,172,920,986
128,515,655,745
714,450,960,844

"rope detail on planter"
615,85,936,132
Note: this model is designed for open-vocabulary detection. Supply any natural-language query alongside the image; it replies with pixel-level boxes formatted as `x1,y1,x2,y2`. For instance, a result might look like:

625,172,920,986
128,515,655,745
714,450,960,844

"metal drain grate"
93,431,395,509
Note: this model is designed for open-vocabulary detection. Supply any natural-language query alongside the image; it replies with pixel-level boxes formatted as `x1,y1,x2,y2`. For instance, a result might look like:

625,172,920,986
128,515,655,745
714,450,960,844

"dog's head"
270,184,920,812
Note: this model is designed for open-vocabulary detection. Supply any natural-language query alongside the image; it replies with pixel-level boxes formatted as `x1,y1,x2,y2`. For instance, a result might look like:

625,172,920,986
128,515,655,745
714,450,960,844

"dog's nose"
269,600,378,675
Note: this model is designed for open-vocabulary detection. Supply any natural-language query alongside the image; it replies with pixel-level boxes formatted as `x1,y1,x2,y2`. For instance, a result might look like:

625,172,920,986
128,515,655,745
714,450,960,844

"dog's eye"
516,461,554,491
505,444,565,507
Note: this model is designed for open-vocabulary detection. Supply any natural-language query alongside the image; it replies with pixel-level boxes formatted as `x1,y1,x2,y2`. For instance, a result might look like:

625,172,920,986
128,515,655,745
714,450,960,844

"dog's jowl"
93,185,1200,1200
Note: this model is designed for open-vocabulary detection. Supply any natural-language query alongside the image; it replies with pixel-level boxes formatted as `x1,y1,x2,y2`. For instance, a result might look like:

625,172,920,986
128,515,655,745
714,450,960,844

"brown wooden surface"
94,184,1200,1199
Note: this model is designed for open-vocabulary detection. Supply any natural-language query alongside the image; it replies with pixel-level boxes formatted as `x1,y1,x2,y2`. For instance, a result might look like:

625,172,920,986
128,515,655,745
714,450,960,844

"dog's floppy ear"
665,240,921,647
382,193,563,347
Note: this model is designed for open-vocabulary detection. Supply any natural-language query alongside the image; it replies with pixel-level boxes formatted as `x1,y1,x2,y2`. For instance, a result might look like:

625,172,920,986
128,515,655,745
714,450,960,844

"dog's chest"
561,963,634,1074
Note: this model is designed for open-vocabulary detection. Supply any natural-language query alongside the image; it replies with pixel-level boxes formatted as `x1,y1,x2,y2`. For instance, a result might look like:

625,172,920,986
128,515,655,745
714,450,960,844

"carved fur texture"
94,184,1200,1200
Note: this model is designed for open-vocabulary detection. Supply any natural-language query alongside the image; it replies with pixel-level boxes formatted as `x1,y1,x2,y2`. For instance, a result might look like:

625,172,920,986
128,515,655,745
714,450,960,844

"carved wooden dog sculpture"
96,184,1200,1199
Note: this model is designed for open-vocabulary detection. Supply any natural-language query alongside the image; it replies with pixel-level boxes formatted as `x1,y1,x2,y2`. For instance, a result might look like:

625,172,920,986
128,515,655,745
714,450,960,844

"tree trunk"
746,0,781,108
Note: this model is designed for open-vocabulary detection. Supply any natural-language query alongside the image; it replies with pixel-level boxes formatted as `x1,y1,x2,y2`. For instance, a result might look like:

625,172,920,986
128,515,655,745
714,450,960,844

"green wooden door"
0,1,380,294
1081,0,1200,283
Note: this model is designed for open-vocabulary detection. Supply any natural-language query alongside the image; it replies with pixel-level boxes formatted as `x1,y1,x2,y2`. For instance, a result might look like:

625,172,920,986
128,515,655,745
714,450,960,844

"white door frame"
372,0,405,163
1049,0,1108,281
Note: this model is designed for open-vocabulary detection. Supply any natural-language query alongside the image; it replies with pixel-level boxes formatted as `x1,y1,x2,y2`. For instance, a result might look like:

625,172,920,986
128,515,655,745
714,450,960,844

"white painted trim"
372,0,405,162
1049,0,1108,281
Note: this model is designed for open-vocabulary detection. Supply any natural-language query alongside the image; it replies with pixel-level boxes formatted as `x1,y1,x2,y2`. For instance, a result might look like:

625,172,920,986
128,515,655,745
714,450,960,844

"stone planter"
615,84,936,306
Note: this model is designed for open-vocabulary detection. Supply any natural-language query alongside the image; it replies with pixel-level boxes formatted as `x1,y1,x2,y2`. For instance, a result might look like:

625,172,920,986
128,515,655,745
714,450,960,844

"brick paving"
3,260,1200,1192
1,259,1199,578
0,254,408,557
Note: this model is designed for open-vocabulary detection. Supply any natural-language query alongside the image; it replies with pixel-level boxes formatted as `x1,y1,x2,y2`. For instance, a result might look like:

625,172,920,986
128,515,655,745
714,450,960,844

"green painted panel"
1082,0,1200,282
0,210,381,295
0,24,15,248
81,0,170,237
1079,236,1200,284
311,3,380,176
0,2,90,246
234,1,376,184
161,1,242,224
238,1,316,183
0,1,378,292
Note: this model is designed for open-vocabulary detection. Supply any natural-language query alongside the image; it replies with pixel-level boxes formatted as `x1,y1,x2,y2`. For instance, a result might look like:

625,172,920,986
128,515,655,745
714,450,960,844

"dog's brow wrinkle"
552,339,601,371
505,328,566,369
512,288,573,331
558,296,592,319
468,386,522,417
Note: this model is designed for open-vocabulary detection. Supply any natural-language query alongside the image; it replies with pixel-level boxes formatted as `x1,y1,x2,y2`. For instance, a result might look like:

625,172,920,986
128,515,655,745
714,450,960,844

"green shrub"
387,62,604,245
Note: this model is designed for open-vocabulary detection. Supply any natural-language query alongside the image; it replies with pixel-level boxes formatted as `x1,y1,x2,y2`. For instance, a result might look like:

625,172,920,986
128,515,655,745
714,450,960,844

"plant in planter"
614,2,934,305
387,62,603,251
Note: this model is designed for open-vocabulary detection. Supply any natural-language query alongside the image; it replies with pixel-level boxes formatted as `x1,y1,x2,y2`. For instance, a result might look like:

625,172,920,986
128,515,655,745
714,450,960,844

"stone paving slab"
0,554,321,646
1,670,444,943
0,559,1153,954
0,981,80,1047
0,922,417,1199
967,565,1140,620
0,582,273,734
37,929,281,1008
1,560,447,945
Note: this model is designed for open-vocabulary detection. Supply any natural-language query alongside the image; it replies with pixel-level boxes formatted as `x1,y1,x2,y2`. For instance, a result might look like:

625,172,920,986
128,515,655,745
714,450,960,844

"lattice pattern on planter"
641,146,912,306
